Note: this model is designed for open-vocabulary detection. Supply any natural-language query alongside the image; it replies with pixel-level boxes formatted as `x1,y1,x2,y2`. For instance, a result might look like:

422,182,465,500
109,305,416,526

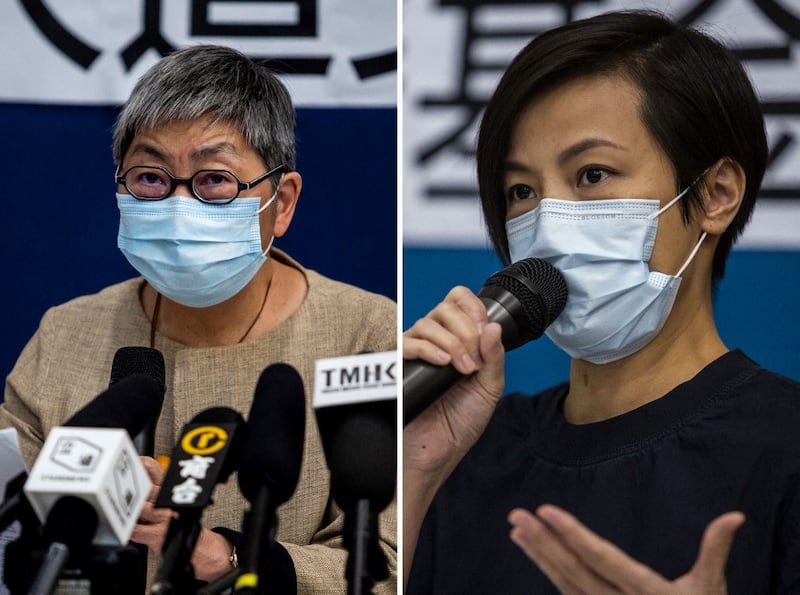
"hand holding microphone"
404,258,568,425
402,259,566,578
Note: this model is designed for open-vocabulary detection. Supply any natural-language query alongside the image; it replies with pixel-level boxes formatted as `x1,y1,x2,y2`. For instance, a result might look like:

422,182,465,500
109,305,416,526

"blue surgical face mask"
505,189,706,364
117,187,278,308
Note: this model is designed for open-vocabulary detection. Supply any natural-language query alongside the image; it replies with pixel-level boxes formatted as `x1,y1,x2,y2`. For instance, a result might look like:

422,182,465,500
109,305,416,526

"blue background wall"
404,247,800,395
0,103,397,386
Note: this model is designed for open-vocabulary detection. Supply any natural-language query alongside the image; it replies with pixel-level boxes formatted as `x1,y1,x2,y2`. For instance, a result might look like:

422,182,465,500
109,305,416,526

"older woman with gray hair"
1,45,396,592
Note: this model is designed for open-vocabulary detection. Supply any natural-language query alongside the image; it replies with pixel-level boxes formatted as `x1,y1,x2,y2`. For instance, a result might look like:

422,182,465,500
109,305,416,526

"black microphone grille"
484,257,567,333
238,363,306,505
110,347,166,393
65,373,165,437
43,496,98,546
326,402,396,511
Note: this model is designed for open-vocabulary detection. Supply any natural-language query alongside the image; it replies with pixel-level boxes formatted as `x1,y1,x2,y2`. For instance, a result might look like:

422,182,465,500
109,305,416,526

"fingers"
131,500,173,554
404,286,488,374
531,505,669,593
509,505,743,595
140,456,167,502
472,322,505,402
509,508,617,595
134,459,173,555
689,511,744,584
140,455,166,484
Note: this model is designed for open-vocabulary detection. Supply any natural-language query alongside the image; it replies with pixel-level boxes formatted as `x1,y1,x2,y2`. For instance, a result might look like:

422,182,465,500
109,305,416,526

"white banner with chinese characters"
0,0,396,106
403,0,800,248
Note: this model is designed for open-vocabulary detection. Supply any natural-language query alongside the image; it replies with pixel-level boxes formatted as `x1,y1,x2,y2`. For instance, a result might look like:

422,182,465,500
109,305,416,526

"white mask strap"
256,176,282,215
648,168,711,221
648,185,691,221
261,234,275,258
675,231,707,278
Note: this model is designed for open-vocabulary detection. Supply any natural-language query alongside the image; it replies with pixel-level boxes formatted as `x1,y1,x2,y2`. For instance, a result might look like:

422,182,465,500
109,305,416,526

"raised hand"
509,505,744,594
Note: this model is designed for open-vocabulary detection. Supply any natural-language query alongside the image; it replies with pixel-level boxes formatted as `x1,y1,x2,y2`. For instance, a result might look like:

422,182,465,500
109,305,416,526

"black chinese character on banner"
678,0,800,200
19,0,395,80
121,0,176,71
416,0,606,199
20,0,101,69
415,0,800,201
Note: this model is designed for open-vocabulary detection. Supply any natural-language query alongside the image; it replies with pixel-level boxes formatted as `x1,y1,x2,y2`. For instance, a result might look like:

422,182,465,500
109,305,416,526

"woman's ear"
272,171,302,238
698,158,746,237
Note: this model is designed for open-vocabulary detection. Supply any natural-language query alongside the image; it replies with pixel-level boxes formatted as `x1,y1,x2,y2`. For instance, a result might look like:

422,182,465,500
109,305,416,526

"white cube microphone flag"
24,427,150,546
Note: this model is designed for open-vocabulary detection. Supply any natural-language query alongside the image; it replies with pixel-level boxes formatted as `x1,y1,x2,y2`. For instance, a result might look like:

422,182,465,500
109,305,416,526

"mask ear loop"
674,231,707,278
256,175,282,215
647,169,710,222
647,185,691,221
256,175,282,256
646,169,710,283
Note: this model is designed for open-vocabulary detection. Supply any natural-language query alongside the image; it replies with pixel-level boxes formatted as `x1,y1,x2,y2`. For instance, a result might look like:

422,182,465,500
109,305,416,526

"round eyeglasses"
115,163,287,204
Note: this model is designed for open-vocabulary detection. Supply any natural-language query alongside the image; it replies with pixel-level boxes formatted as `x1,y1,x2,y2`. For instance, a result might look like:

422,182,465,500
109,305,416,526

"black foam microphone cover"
403,257,568,424
326,401,396,511
109,346,166,392
42,496,98,548
65,374,165,438
238,363,306,505
27,497,99,595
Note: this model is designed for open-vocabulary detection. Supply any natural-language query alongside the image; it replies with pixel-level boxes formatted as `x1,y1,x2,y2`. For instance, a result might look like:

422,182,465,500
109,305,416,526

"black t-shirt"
408,350,800,594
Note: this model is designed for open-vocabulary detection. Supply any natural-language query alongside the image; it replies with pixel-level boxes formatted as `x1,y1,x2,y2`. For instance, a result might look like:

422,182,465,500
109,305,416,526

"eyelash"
505,184,536,202
578,166,613,186
505,166,615,201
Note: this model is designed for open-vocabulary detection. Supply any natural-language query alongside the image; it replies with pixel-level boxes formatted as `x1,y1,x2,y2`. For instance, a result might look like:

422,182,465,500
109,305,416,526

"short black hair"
477,11,767,283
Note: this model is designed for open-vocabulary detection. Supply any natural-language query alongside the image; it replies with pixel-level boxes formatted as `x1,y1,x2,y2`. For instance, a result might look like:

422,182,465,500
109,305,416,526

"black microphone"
314,352,396,595
65,373,166,437
403,257,568,425
28,496,99,595
151,407,246,594
0,471,33,533
108,346,166,456
5,375,164,595
24,374,164,543
234,363,306,594
1,374,163,535
107,347,165,595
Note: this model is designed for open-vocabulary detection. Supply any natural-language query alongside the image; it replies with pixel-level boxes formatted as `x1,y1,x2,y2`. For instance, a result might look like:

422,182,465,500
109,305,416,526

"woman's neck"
563,282,727,424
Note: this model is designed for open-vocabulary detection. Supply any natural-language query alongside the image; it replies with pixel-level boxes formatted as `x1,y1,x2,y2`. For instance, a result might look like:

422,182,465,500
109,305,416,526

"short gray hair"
113,45,295,171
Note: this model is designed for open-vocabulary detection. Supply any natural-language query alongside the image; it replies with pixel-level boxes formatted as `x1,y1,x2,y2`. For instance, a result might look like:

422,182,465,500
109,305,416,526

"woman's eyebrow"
558,138,627,165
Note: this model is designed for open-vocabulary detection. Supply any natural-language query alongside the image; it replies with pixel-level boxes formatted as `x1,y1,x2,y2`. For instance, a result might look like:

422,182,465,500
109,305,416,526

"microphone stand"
236,485,276,594
151,511,202,594
344,499,388,595
199,568,242,595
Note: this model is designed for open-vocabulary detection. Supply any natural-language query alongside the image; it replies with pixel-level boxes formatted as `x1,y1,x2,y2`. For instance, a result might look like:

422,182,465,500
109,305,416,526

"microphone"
234,363,306,594
151,407,246,594
23,374,164,546
314,351,396,595
28,496,99,595
65,372,166,438
403,257,568,425
108,346,166,457
0,471,31,533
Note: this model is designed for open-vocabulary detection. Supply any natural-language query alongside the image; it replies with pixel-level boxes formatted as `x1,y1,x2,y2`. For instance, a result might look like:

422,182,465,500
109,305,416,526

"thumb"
690,511,745,584
473,322,505,403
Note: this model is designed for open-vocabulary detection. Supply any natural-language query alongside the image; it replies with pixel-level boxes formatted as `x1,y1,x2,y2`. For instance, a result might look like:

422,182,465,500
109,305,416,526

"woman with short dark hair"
404,11,799,593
